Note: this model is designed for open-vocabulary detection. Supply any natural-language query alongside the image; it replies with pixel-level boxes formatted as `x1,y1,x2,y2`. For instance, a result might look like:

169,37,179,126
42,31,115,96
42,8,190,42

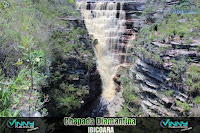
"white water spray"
76,2,126,102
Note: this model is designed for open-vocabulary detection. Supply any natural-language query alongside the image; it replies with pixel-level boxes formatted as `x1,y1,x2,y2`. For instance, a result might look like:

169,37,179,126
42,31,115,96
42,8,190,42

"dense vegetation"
116,67,142,117
0,0,94,117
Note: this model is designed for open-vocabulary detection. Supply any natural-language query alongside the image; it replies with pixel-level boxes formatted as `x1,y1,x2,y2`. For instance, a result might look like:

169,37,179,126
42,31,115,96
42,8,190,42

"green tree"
13,25,48,116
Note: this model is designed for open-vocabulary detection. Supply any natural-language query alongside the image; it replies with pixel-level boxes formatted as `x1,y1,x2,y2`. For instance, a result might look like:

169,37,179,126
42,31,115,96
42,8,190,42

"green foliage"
141,5,156,23
136,4,200,46
50,81,89,116
150,23,159,32
115,106,132,117
192,82,200,92
49,58,90,116
177,27,189,38
67,0,75,4
183,103,191,111
172,58,187,81
0,0,94,117
185,78,192,86
0,6,49,115
153,54,163,64
176,101,182,108
168,58,187,82
185,38,193,45
0,81,18,117
188,65,200,80
176,100,191,112
194,96,200,104
168,72,174,79
118,67,142,116
124,93,140,106
186,65,200,93
50,26,93,60
165,90,174,96
169,58,176,63
35,0,78,18
14,28,48,116
0,1,11,12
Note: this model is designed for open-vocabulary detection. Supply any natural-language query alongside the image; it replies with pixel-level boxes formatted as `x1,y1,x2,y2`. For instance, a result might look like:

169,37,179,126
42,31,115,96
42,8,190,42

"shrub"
168,72,174,79
50,83,86,116
194,96,200,104
165,90,174,96
185,78,192,86
115,106,132,117
141,5,156,23
0,80,19,117
67,0,75,4
172,58,186,80
189,65,200,72
177,27,189,38
154,54,163,64
187,65,200,93
176,101,182,108
185,38,193,45
191,82,200,92
183,103,191,111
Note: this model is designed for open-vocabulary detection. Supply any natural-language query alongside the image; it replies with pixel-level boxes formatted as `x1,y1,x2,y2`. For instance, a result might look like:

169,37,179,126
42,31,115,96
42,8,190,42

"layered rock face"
125,0,200,116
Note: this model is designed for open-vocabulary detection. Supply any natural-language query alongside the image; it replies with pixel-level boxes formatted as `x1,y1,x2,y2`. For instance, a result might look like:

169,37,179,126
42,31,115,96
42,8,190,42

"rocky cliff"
116,0,200,117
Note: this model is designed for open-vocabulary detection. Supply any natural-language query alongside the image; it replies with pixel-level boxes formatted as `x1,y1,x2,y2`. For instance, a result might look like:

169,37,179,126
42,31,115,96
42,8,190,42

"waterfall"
76,2,126,102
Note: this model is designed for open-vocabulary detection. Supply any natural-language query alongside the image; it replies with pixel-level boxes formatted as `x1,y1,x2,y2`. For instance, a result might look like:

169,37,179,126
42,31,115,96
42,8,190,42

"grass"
194,96,200,104
154,54,163,64
115,107,132,117
135,1,200,46
67,0,75,4
0,0,93,117
183,103,191,111
176,101,191,112
165,90,174,96
186,65,200,93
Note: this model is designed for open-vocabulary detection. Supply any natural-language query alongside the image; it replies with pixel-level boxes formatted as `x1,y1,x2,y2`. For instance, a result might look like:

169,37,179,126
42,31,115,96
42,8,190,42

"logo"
160,119,190,129
7,119,34,129
173,0,199,14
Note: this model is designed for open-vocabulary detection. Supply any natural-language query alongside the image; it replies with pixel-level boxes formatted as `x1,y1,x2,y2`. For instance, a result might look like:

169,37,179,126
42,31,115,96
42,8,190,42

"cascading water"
76,1,127,116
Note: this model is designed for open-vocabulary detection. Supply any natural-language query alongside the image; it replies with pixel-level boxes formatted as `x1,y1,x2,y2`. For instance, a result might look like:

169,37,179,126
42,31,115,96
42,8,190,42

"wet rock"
113,76,120,84
115,83,121,92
